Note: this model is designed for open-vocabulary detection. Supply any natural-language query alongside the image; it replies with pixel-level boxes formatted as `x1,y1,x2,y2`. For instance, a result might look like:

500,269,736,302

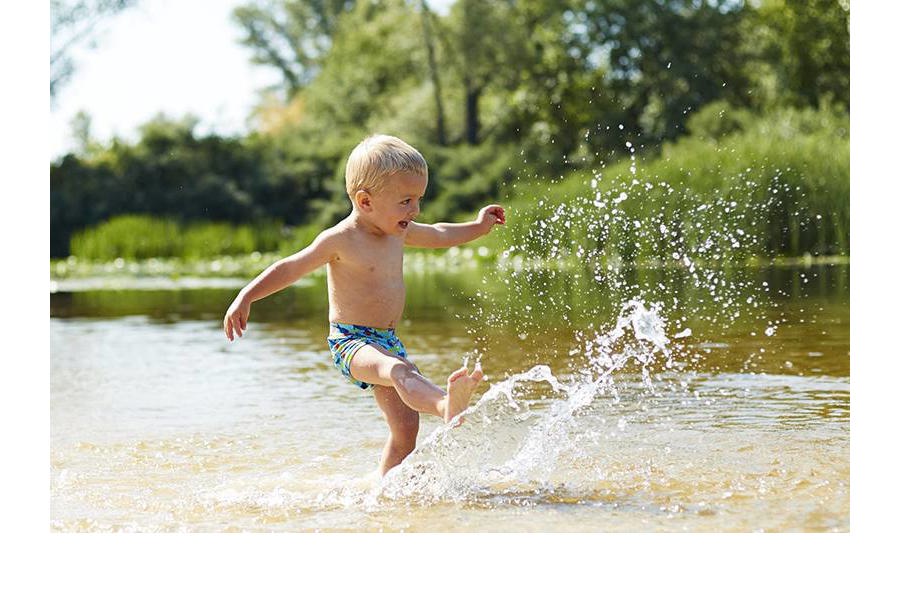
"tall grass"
69,215,322,261
492,105,849,263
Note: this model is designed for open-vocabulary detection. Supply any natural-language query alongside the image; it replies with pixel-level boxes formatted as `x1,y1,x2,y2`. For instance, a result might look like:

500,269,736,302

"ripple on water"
50,299,848,532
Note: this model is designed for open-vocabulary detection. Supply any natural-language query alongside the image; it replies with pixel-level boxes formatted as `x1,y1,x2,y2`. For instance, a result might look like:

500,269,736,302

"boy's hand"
224,294,251,341
477,205,506,231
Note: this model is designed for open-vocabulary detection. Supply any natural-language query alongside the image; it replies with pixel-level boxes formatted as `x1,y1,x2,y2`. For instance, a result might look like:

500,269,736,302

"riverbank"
50,250,849,287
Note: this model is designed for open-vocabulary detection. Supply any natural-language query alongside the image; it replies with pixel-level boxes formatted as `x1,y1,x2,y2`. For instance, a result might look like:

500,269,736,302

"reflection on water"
50,264,848,532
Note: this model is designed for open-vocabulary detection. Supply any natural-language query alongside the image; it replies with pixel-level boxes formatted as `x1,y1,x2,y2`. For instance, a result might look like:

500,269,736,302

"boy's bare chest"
335,238,404,280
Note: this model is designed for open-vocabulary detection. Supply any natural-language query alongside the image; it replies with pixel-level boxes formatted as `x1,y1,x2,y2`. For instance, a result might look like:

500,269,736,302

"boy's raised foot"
444,365,483,424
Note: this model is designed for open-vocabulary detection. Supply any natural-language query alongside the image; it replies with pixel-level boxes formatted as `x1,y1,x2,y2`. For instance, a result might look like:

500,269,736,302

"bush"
491,105,849,262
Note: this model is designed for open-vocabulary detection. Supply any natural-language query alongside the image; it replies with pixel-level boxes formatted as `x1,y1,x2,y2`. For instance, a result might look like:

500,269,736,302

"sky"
49,0,453,161
49,0,282,159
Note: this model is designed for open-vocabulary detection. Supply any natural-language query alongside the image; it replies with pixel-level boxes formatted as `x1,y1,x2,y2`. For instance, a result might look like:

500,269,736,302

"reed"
69,215,298,260
69,215,183,260
492,106,849,262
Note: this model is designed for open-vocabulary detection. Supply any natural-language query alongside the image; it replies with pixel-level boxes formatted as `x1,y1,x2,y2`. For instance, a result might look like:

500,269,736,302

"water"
49,264,848,532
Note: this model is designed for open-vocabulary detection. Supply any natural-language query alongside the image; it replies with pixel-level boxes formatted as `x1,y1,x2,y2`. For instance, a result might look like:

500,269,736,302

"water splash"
461,136,792,377
385,139,822,505
379,299,681,502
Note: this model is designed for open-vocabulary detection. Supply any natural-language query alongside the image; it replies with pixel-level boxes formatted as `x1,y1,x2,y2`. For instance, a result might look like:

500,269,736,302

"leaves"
51,0,849,258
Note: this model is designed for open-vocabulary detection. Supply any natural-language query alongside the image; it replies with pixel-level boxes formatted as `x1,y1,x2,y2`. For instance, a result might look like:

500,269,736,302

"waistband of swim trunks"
329,322,396,335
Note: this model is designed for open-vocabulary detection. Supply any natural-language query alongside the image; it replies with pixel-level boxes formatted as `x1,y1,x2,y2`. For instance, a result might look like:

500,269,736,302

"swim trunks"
327,322,408,389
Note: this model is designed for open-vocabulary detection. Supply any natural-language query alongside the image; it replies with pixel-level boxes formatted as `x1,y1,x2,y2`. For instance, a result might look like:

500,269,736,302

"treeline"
50,0,849,258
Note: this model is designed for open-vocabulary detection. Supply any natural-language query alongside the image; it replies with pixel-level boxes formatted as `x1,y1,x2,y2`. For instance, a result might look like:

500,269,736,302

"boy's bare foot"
444,365,484,423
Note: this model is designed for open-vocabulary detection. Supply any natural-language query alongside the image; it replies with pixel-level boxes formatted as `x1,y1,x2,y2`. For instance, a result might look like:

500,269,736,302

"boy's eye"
402,199,411,205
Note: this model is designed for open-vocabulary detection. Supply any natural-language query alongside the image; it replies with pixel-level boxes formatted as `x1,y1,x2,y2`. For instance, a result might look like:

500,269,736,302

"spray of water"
378,137,804,503
379,299,679,502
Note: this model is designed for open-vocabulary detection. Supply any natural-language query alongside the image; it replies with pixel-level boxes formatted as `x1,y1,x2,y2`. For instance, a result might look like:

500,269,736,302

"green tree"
751,0,850,110
440,0,528,145
50,114,332,256
419,0,448,145
483,0,611,171
232,0,357,96
580,0,753,143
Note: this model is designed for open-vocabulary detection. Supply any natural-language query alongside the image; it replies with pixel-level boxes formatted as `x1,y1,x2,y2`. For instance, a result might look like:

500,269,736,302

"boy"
223,134,506,475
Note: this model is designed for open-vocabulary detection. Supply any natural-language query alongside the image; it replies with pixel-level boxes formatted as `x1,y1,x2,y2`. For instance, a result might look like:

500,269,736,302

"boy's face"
356,172,427,236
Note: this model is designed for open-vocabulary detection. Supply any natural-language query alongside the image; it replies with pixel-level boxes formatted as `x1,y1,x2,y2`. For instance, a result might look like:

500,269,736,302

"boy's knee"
387,360,417,386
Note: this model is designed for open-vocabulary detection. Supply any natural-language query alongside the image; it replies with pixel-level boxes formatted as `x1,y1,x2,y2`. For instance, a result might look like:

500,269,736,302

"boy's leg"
371,385,419,475
349,344,483,422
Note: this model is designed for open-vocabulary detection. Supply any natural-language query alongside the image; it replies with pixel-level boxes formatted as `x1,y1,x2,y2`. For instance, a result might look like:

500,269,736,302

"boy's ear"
354,189,372,212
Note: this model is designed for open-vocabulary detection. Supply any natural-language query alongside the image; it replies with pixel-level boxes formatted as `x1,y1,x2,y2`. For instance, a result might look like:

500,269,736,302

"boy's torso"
325,223,407,329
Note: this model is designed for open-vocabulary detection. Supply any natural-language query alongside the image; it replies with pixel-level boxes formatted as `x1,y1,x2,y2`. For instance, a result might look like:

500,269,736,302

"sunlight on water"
378,299,846,531
380,152,847,529
50,142,848,532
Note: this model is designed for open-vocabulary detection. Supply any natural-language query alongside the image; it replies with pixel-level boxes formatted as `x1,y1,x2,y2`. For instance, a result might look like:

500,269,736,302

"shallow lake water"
50,262,848,532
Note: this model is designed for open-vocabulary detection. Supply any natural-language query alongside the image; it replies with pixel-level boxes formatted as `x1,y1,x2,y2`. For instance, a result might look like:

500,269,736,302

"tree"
300,0,429,134
581,0,753,143
69,110,95,154
441,0,529,145
751,0,850,110
50,0,137,100
419,0,447,145
488,0,609,169
232,0,357,97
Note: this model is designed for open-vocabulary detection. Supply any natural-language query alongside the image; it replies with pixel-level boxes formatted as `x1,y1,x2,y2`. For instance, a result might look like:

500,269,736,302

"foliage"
51,0,850,262
748,0,850,110
50,115,328,256
492,104,849,262
67,214,324,261
62,104,848,263
231,0,356,95
576,0,753,144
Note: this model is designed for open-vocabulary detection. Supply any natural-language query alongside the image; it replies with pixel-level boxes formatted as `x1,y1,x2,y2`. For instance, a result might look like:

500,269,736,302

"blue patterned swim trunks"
327,322,408,389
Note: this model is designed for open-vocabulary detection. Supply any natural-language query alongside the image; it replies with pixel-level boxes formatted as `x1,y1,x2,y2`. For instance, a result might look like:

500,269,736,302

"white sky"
49,0,454,161
49,0,281,159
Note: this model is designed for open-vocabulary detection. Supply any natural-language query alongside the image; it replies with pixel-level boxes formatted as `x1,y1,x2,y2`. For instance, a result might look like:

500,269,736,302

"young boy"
223,134,506,475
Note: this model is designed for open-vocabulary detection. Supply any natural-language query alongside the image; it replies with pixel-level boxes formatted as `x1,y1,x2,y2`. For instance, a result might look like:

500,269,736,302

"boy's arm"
405,204,505,249
224,230,339,341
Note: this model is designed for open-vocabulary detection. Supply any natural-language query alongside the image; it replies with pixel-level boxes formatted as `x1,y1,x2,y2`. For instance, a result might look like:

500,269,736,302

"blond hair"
344,134,428,199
